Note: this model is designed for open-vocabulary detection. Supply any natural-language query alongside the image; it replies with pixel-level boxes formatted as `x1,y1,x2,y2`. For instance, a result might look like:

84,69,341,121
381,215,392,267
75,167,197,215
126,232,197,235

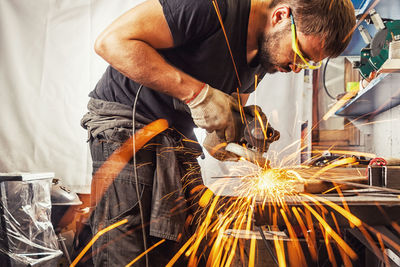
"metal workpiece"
368,165,385,186
368,165,400,189
383,166,400,189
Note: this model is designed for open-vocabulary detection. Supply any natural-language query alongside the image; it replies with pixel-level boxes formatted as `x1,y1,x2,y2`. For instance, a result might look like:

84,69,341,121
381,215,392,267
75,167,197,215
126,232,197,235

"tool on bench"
354,9,400,79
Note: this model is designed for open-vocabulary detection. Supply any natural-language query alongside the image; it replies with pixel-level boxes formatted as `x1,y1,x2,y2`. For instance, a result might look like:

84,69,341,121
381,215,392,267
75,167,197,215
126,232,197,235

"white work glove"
187,84,240,142
202,105,269,162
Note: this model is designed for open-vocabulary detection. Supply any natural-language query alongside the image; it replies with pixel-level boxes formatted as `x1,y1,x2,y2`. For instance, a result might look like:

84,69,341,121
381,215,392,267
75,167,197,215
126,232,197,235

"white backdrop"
0,0,304,193
0,0,143,193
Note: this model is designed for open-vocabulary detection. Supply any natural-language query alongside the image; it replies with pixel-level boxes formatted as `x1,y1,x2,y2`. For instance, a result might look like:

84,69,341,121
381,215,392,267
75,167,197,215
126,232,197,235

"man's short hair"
269,0,356,57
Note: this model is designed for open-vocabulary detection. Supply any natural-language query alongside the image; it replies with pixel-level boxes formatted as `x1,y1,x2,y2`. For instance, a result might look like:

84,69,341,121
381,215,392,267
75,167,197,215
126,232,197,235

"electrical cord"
132,85,149,267
258,226,279,266
322,58,336,100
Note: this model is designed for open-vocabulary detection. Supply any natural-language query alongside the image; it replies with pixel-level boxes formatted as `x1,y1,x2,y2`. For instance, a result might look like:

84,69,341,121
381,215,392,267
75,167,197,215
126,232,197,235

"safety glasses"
290,14,322,70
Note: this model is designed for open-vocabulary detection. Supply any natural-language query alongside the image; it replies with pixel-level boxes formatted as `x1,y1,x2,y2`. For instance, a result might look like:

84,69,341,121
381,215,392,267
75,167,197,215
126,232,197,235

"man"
81,0,355,266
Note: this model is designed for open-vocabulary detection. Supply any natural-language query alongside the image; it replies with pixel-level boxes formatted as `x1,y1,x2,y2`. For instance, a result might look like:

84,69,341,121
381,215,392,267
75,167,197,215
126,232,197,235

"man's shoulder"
160,0,227,17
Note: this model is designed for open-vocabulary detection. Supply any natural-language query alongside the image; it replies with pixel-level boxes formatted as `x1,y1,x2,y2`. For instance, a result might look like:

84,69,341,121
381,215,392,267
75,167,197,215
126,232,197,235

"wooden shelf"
335,73,400,118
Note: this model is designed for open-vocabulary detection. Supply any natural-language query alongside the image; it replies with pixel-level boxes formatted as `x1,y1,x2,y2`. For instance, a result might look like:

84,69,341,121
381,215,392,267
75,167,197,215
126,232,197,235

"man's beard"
258,29,291,73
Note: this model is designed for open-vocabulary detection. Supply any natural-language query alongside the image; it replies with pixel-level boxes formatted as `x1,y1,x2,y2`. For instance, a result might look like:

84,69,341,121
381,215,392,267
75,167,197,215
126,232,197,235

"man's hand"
187,84,240,142
202,104,278,162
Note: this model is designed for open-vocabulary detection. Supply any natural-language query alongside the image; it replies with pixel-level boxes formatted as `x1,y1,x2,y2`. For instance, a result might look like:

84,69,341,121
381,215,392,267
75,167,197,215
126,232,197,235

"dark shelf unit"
335,73,400,119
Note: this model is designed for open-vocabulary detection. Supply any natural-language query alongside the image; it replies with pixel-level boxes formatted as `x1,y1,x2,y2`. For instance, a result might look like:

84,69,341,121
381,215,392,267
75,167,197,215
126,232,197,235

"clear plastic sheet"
0,179,62,266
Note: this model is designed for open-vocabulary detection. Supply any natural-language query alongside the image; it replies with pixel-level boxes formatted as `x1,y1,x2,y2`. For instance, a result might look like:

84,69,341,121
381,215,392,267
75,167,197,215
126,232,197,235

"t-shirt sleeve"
159,0,226,46
242,83,255,94
241,71,266,94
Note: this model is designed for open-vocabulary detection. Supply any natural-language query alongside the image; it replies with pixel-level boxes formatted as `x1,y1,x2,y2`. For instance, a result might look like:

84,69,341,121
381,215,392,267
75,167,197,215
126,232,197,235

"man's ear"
270,5,291,27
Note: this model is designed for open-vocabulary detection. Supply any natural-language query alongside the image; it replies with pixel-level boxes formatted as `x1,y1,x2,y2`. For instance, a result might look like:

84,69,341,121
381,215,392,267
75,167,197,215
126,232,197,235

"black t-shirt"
89,0,266,137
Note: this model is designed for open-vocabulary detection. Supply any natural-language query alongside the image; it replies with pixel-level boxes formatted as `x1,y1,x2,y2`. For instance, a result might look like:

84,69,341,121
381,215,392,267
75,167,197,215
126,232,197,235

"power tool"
225,107,280,168
354,9,400,79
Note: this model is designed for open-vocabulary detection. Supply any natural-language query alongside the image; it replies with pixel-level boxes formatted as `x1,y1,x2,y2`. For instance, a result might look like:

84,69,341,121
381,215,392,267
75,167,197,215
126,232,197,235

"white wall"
371,88,400,158
0,0,143,193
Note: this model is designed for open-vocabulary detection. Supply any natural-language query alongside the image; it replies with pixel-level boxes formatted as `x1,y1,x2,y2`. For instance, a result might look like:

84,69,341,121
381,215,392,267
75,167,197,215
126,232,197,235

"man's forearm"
95,38,203,102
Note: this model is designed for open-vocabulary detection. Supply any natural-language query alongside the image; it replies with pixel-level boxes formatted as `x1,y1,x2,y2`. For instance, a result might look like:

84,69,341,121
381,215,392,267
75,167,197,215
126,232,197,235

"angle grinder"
202,105,280,167
225,108,280,168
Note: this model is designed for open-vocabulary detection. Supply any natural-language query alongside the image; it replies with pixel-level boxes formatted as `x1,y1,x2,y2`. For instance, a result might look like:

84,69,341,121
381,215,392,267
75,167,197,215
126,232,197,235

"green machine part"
358,20,400,79
369,21,400,70
359,47,376,80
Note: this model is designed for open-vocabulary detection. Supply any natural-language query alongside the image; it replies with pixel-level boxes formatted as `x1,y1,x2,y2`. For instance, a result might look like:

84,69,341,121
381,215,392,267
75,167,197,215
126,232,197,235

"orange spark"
344,0,381,43
322,91,358,121
211,0,241,87
254,108,268,140
166,235,197,267
208,142,228,157
301,194,362,227
335,186,355,228
292,207,318,261
337,245,353,267
310,157,357,179
301,201,357,260
125,239,166,267
321,222,338,267
331,211,342,236
274,235,287,267
70,120,167,266
91,119,168,207
304,208,317,254
280,209,307,266
199,188,214,208
71,219,128,267
377,233,390,267
322,185,344,194
248,234,257,267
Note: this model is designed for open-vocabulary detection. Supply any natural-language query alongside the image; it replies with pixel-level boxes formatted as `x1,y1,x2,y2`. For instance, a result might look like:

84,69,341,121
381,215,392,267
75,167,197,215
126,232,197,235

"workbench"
209,167,400,266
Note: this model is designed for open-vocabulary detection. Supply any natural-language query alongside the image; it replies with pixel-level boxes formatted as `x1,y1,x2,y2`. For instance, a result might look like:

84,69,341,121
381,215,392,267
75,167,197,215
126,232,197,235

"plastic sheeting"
0,178,62,266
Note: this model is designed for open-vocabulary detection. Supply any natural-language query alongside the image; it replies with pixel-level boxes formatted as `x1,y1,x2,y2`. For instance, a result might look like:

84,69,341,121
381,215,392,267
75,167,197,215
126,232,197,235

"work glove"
203,105,270,161
187,84,241,142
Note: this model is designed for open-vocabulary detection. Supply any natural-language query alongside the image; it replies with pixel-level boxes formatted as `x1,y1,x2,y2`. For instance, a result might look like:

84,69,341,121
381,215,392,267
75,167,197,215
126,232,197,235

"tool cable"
132,84,149,267
257,226,279,266
322,58,336,100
